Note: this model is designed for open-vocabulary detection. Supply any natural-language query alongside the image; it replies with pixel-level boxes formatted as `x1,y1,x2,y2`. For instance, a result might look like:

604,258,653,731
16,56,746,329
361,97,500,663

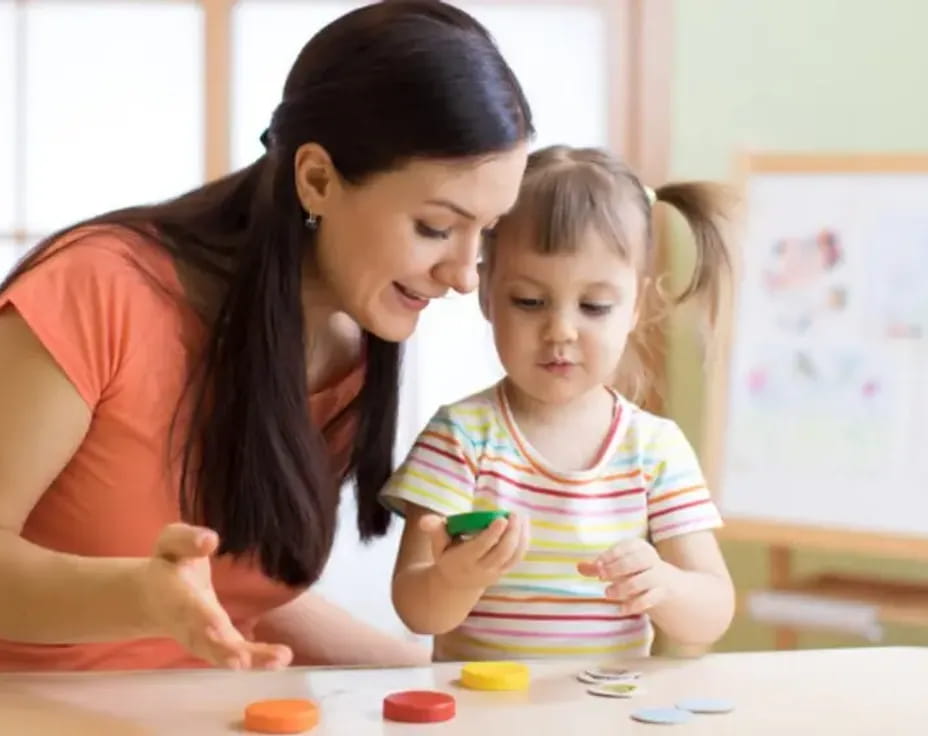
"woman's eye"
511,297,544,310
415,221,452,239
581,302,613,316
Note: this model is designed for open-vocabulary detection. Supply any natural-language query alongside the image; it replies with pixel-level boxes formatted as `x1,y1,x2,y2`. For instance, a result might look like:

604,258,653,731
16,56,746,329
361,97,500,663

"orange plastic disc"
244,698,319,734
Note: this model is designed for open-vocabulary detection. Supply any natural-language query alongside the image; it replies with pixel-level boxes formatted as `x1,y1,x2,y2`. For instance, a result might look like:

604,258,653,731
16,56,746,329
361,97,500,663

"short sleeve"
0,230,166,408
380,405,477,517
645,420,723,543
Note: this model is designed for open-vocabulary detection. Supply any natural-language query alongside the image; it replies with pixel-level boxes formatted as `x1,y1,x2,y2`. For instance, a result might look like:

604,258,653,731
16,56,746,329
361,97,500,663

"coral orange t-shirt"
0,227,363,672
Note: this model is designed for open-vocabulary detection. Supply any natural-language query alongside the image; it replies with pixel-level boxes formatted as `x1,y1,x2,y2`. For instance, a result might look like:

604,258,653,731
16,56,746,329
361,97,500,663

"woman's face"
297,143,528,342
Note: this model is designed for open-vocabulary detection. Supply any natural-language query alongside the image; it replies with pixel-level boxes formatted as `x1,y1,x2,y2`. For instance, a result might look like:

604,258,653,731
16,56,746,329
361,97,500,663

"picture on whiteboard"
763,228,846,336
742,225,884,419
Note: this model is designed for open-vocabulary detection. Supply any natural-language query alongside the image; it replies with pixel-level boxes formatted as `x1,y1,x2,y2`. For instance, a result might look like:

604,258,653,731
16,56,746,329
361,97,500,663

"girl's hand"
419,513,530,591
577,538,681,615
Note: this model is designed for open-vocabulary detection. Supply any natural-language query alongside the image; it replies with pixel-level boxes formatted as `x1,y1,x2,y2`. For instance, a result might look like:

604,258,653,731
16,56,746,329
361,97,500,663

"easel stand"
722,520,928,648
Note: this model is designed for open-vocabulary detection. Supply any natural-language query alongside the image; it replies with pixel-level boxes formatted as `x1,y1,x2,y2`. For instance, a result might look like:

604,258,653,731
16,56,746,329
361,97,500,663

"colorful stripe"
448,632,651,656
468,610,630,622
475,486,645,519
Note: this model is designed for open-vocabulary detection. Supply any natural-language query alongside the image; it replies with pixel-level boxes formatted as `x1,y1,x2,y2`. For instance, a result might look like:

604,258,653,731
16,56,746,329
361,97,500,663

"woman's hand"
141,523,293,669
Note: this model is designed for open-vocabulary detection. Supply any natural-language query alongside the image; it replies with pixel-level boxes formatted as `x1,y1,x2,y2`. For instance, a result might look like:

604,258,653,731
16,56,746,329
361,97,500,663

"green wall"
667,0,928,651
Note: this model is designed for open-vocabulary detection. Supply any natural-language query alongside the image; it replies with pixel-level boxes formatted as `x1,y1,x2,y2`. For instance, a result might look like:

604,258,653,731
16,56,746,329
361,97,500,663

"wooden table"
1,646,925,735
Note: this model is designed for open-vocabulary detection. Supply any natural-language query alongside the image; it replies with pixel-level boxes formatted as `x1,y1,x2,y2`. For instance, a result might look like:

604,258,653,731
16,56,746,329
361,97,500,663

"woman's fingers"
154,523,218,562
248,642,294,670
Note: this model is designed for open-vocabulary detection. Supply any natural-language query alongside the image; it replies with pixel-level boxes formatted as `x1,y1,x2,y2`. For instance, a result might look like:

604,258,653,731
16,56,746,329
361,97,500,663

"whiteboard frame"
703,152,928,560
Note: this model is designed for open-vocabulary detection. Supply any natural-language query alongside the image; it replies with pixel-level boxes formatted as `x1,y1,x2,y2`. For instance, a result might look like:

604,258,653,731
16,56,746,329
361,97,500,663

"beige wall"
666,0,928,650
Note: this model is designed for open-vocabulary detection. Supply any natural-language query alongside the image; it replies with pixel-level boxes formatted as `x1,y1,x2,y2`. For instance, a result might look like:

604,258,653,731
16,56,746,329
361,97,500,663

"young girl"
381,145,735,662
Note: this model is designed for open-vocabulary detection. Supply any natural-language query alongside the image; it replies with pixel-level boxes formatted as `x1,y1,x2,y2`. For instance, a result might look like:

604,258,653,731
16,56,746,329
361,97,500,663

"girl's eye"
415,221,452,239
581,302,613,316
511,297,544,310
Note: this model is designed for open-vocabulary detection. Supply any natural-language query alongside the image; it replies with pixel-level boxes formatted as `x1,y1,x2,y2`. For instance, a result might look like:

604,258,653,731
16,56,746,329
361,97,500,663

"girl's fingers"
479,516,522,568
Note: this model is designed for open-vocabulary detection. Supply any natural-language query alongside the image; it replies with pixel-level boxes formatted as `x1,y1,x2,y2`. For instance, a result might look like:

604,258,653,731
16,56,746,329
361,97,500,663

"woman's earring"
304,211,319,230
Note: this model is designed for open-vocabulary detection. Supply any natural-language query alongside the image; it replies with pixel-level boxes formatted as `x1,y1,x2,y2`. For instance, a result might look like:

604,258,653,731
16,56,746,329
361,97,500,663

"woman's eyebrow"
425,198,476,220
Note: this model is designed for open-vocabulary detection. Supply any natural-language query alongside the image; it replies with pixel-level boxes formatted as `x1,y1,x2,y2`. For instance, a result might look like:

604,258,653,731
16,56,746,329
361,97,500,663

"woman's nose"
432,234,481,294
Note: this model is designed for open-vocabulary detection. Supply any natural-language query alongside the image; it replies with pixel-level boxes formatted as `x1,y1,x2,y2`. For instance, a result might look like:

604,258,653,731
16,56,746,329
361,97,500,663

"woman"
0,0,532,672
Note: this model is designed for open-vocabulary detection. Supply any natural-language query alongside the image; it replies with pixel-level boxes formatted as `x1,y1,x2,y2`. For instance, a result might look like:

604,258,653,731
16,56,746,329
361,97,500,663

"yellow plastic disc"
460,662,530,691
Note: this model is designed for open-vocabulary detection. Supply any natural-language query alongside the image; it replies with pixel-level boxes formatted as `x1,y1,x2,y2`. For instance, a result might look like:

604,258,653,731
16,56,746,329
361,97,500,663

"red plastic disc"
382,690,456,723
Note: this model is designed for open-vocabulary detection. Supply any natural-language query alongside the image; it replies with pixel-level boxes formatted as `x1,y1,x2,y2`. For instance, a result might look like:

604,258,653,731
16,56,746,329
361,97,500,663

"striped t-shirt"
381,383,723,661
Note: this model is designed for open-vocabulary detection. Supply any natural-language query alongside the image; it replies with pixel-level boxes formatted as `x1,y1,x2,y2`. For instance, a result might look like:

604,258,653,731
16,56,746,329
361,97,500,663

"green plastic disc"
446,510,511,537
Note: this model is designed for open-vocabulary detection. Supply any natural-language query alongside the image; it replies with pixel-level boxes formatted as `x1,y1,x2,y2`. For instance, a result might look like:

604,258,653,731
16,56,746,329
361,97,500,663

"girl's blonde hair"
486,144,732,405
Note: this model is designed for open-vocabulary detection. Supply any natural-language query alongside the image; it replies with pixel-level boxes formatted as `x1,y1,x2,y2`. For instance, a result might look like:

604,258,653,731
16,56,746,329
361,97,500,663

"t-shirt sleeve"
0,233,158,408
380,405,477,517
645,419,723,543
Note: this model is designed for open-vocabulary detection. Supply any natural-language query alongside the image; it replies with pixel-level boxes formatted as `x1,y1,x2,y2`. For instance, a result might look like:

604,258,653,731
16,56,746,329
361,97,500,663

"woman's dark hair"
1,0,533,586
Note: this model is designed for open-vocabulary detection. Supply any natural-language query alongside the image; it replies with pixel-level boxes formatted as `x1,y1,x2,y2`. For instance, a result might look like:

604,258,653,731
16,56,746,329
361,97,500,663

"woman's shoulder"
0,223,193,406
26,223,179,287
3,222,193,327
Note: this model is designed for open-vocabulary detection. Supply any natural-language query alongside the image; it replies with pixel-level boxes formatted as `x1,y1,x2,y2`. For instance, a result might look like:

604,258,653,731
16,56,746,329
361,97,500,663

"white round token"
583,666,642,680
631,707,693,725
576,673,640,685
675,697,735,714
577,671,642,684
586,681,642,698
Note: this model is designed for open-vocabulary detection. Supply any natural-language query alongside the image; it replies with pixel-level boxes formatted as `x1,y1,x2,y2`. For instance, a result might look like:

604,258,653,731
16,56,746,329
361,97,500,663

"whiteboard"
714,156,928,538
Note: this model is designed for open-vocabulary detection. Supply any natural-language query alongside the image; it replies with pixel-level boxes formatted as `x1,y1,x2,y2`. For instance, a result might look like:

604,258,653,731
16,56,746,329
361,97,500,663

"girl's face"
299,144,528,342
482,226,640,407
